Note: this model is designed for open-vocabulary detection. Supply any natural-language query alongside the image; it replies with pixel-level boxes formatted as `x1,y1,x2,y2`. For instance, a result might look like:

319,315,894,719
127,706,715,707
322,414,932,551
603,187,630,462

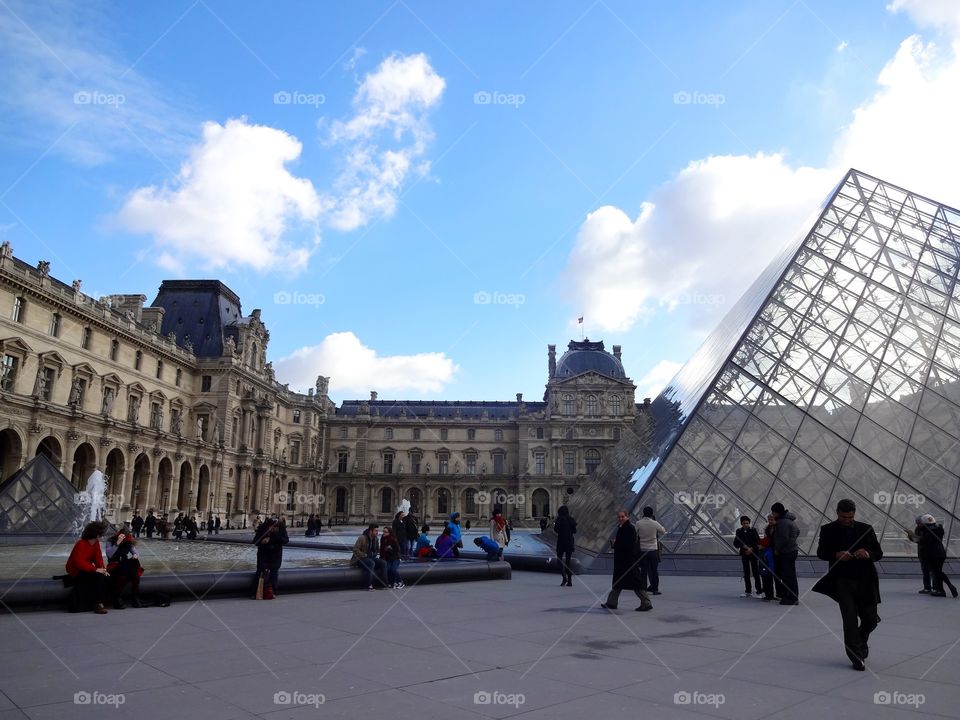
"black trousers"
638,550,660,592
928,556,956,594
740,554,761,593
919,554,931,590
557,550,573,578
835,578,878,664
69,571,108,612
776,551,799,603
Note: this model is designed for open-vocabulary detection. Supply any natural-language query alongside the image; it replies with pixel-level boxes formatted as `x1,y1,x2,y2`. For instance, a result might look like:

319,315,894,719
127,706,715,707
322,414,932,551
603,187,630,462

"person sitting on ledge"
65,521,110,614
435,526,456,560
105,530,144,608
351,523,387,590
473,536,503,561
416,524,436,560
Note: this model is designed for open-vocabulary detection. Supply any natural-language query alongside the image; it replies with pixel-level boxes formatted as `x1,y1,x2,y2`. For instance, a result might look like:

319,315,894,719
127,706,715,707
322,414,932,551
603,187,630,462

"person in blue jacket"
445,512,463,557
473,536,503,561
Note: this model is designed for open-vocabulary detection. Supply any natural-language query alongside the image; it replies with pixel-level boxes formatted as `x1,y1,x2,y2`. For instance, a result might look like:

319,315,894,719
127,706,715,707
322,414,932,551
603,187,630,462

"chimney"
370,391,378,401
110,294,147,322
612,345,622,360
516,393,523,402
548,344,556,377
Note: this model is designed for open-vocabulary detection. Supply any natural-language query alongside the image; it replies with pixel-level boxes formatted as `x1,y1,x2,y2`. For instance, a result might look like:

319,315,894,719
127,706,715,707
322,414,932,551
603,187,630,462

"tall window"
612,395,622,415
586,395,598,415
493,452,505,474
110,339,119,361
49,313,61,337
494,429,503,441
467,428,476,440
535,452,545,475
385,427,393,440
383,452,394,474
337,451,349,473
438,452,449,475
81,327,92,349
465,489,477,514
563,451,575,476
536,426,544,439
290,440,301,465
381,488,393,514
335,487,347,513
411,452,422,475
286,482,297,511
175,368,182,387
613,427,621,441
413,428,421,440
440,428,448,441
231,416,238,446
585,449,601,475
134,350,142,370
293,409,301,424
562,394,574,415
437,488,449,516
156,360,163,379
466,452,477,474
1,355,19,392
340,426,348,439
201,375,212,392
11,297,24,323
150,402,162,429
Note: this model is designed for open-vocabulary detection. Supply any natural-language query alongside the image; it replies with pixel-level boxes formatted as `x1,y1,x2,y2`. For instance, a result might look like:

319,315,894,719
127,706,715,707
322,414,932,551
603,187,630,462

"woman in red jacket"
65,521,109,614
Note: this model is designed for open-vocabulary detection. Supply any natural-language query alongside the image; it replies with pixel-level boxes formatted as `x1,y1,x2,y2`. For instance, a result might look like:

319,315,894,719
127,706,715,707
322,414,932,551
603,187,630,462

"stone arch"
333,486,348,517
131,454,151,514
104,448,127,508
155,457,173,511
464,486,479,516
70,442,97,490
531,487,551,518
197,464,211,513
407,487,423,516
435,486,451,517
177,460,193,511
0,427,25,482
35,435,62,471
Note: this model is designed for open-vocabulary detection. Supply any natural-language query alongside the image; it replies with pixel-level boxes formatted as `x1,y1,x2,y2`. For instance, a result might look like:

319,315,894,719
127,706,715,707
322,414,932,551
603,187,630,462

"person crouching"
473,536,503,561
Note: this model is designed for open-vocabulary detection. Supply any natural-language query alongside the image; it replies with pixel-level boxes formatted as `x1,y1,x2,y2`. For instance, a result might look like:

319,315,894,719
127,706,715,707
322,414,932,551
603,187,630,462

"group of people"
65,521,146,613
733,503,800,604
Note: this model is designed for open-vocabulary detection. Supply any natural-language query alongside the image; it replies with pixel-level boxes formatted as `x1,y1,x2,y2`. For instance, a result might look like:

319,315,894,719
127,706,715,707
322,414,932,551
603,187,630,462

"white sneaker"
396,582,405,589
755,592,765,598
741,592,752,598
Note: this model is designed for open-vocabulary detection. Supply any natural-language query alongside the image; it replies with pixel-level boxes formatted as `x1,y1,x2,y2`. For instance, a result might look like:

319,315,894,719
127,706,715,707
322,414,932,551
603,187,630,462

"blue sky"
2,0,957,404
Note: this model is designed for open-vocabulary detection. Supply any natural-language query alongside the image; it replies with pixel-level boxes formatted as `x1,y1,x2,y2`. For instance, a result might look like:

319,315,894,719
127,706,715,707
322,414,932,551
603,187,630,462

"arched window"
585,449,601,475
286,481,297,511
586,395,598,415
562,394,574,415
134,350,142,370
437,488,449,516
380,487,393,514
611,395,622,415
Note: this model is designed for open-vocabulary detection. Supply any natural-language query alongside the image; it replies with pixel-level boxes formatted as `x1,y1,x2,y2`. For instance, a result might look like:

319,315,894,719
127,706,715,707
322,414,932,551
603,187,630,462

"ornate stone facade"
0,244,648,527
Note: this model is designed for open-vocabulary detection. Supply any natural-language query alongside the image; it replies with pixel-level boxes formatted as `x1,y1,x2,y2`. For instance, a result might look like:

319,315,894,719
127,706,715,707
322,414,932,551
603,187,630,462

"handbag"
255,569,268,600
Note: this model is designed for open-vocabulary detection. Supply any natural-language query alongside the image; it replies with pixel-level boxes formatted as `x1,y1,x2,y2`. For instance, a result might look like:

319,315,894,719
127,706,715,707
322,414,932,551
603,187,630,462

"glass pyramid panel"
567,170,960,558
0,454,86,536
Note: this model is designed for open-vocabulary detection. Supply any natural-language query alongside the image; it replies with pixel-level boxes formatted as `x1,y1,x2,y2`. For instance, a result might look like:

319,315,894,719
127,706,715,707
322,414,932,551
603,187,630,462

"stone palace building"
0,243,649,527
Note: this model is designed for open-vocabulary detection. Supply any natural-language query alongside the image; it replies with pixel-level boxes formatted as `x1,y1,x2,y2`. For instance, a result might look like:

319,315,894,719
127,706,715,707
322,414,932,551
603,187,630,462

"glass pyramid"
569,169,960,558
0,453,87,536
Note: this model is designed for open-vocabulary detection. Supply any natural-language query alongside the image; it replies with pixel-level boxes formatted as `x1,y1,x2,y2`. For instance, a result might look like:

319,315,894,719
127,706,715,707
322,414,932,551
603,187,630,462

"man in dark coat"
252,517,289,597
144,511,157,538
812,499,882,671
600,510,652,612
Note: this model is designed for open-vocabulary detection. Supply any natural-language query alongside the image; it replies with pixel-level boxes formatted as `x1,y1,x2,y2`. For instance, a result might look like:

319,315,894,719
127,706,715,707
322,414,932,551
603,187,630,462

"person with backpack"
733,516,763,598
392,511,409,560
404,512,419,558
380,526,405,588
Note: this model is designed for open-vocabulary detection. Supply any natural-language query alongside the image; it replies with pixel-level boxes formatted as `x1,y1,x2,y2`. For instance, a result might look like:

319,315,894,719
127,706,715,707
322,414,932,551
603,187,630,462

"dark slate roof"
554,339,626,380
151,280,244,358
336,400,547,419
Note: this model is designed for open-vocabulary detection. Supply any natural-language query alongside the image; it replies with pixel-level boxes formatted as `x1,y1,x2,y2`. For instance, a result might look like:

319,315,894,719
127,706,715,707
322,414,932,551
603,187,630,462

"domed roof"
554,340,625,379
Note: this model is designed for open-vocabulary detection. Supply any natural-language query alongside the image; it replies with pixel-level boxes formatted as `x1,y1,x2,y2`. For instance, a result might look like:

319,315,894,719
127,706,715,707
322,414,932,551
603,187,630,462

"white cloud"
563,5,960,336
323,53,446,231
275,331,458,395
836,40,848,53
0,1,192,165
887,0,960,35
116,118,321,272
636,360,684,402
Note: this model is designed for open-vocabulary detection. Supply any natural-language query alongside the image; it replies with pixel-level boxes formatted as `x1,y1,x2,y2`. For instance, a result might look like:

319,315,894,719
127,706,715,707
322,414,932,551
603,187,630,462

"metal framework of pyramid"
0,453,85,535
568,169,960,558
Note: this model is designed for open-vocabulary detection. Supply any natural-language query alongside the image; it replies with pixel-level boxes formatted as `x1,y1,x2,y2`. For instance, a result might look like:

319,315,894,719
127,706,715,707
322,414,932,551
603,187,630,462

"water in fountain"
74,469,107,534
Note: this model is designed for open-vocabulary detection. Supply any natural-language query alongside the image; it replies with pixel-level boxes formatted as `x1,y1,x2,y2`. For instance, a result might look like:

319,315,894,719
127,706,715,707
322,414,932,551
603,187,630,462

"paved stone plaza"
0,571,958,719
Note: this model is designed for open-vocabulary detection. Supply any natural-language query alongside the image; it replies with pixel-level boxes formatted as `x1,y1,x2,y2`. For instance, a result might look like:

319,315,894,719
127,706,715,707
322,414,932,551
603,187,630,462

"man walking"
812,499,882,671
734,516,763,597
636,507,665,595
600,510,653,612
771,502,800,605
